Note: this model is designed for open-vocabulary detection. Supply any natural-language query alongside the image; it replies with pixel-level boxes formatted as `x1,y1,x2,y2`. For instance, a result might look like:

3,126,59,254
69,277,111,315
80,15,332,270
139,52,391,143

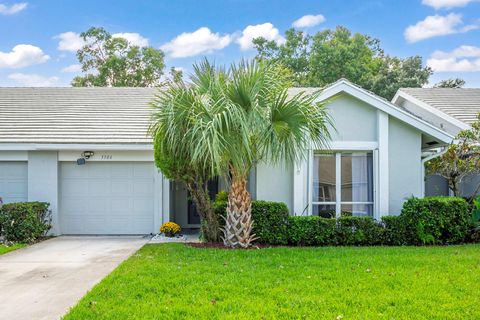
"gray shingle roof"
0,87,318,145
399,88,480,126
0,87,157,144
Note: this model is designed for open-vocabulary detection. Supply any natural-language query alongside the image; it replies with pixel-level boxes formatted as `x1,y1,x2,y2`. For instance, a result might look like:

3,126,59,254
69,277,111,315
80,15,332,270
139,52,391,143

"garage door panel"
133,180,153,195
87,163,111,178
0,162,28,204
60,197,87,213
133,197,154,213
62,216,83,234
88,180,111,196
60,163,84,178
60,162,155,235
111,198,133,213
5,181,27,195
110,163,134,178
111,180,134,195
62,179,89,196
134,163,154,177
3,163,28,178
87,197,110,213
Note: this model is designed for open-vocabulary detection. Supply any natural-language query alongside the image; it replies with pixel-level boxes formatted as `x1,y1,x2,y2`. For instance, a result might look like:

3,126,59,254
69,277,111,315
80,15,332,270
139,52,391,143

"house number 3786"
101,155,113,160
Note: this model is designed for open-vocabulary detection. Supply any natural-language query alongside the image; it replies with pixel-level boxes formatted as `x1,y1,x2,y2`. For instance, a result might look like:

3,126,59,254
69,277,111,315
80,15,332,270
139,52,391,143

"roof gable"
393,88,479,129
317,79,454,144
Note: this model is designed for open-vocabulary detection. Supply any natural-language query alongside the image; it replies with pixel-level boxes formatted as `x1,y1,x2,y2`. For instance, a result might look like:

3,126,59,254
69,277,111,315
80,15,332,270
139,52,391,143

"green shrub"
470,196,480,242
335,217,384,246
401,197,470,245
214,199,290,245
251,201,289,245
287,216,384,246
0,202,51,243
211,194,471,246
381,215,408,246
215,191,228,202
287,216,335,246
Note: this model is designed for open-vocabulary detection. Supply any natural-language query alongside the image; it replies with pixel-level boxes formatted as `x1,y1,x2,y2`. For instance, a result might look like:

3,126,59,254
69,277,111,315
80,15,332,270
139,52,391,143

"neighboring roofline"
317,79,454,144
392,90,471,131
0,143,153,151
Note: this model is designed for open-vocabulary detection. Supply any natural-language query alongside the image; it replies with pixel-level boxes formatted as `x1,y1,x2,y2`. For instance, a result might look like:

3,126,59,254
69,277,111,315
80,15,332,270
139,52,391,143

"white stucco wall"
256,92,426,218
327,94,378,141
388,118,422,215
255,161,293,213
27,151,59,234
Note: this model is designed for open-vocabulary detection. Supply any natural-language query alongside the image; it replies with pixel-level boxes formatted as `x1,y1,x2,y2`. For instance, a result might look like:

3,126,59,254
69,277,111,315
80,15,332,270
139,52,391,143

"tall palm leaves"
151,59,332,247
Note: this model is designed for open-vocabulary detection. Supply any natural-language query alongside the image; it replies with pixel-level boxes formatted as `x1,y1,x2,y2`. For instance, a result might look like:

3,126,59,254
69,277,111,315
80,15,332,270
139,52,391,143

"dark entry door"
187,178,219,225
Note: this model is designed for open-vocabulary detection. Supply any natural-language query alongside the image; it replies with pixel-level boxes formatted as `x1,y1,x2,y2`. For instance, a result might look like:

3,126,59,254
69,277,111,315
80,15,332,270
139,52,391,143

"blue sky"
0,0,479,88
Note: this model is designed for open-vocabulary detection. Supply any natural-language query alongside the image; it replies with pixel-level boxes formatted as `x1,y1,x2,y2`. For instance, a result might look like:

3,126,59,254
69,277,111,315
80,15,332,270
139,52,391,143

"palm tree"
186,59,332,248
150,77,222,242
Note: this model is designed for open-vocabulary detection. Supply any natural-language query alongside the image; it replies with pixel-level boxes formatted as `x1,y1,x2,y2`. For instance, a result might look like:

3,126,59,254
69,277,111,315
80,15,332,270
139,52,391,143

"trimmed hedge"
214,200,290,245
401,197,471,245
0,202,51,243
214,196,472,246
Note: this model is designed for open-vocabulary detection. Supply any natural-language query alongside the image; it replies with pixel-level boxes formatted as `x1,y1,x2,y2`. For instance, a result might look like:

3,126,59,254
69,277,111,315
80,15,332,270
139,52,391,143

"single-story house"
0,79,453,235
393,88,480,197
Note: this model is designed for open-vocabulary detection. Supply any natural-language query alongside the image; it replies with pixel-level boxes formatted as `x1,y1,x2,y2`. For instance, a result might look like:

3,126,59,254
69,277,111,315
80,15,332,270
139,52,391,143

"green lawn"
0,243,25,255
65,244,480,320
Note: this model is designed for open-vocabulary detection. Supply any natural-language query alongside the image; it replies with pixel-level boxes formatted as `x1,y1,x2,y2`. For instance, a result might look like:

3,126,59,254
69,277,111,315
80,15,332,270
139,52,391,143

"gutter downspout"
421,147,448,197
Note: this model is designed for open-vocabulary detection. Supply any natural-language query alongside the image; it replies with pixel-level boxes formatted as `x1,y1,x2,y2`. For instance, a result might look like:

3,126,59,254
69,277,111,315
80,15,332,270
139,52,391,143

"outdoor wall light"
76,151,94,165
82,151,94,159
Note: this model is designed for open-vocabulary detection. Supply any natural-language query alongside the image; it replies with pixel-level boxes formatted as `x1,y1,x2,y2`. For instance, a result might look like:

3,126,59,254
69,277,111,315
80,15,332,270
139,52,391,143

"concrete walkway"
0,236,148,320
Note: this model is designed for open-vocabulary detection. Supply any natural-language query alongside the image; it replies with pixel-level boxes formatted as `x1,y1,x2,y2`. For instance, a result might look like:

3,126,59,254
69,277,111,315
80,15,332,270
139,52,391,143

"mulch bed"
187,242,271,250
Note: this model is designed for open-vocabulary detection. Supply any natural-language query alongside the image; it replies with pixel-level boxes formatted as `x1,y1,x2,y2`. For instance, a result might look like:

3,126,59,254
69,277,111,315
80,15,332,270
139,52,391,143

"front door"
187,178,219,225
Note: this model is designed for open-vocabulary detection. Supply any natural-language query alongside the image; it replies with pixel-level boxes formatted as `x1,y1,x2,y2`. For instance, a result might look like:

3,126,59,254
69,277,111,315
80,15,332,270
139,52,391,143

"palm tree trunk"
222,174,257,248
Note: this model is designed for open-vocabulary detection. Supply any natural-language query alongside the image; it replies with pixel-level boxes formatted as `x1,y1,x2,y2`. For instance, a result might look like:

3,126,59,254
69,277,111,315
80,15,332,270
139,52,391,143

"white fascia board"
392,90,471,132
0,143,153,151
317,80,454,144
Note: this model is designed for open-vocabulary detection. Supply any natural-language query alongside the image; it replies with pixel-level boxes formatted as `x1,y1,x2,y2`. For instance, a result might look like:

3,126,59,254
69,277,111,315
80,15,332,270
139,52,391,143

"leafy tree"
434,78,466,88
150,80,221,241
427,114,480,197
168,67,183,84
253,26,432,100
72,27,165,87
167,59,331,248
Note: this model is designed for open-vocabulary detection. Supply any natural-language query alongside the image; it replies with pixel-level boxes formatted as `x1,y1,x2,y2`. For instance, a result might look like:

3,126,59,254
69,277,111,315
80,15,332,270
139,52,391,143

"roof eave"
318,80,454,144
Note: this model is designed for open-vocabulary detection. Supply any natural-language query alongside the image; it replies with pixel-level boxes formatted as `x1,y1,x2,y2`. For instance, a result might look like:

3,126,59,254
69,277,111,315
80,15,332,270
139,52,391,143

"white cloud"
61,64,82,73
404,13,479,43
160,27,231,58
237,23,285,51
55,32,85,52
427,45,480,71
8,73,60,86
56,31,150,52
112,32,149,47
422,0,477,9
0,44,49,68
0,2,27,15
292,14,325,28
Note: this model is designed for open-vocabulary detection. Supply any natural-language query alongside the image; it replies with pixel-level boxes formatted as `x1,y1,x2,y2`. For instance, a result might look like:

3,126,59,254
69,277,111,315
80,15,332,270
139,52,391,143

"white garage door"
60,162,155,235
0,162,28,204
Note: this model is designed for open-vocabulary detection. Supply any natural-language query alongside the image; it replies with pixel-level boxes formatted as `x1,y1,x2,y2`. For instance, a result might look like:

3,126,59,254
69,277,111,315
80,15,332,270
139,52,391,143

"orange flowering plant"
160,221,181,237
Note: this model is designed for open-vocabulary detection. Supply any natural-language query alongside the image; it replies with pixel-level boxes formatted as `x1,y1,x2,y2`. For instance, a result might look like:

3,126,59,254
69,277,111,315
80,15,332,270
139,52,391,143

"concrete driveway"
0,236,148,320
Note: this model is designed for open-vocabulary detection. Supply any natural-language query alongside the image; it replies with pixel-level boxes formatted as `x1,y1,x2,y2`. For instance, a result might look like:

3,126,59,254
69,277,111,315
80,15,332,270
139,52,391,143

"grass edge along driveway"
65,243,480,320
0,243,25,255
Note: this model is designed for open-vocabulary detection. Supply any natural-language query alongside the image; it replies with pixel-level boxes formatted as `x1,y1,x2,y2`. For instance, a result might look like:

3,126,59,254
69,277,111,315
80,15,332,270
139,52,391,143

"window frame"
310,150,376,218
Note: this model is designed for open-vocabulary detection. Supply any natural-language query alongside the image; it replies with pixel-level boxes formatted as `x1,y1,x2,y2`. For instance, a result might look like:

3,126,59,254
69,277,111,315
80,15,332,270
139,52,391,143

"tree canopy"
434,78,466,88
427,114,480,197
151,59,332,247
253,26,433,100
72,27,165,87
